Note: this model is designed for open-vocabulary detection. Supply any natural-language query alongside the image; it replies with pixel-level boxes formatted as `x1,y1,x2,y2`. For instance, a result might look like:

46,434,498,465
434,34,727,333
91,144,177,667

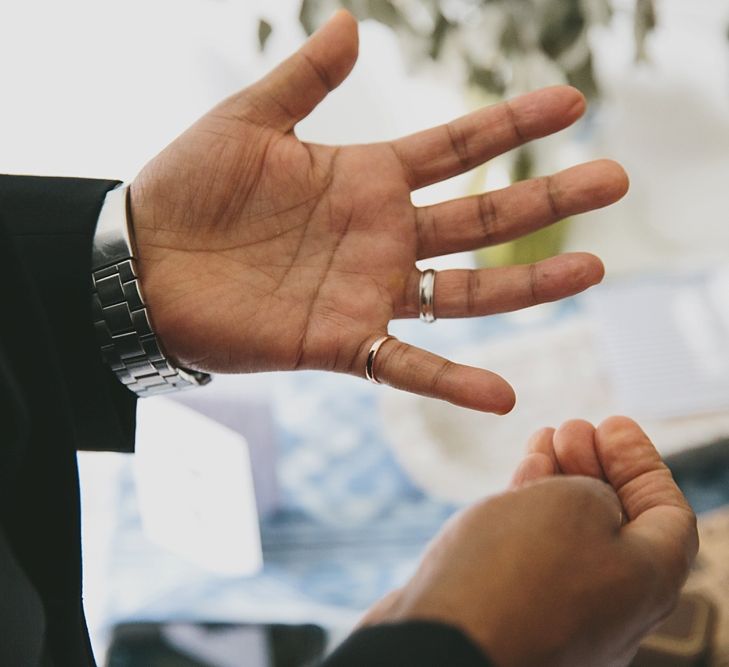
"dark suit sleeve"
0,174,136,452
0,174,141,666
322,622,494,667
0,174,493,666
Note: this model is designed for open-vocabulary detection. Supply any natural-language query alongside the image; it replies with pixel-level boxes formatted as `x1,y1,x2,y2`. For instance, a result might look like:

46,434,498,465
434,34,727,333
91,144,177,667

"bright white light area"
0,0,470,189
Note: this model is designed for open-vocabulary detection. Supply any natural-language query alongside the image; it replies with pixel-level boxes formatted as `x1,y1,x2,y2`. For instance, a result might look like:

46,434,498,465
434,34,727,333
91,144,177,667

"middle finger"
415,159,628,260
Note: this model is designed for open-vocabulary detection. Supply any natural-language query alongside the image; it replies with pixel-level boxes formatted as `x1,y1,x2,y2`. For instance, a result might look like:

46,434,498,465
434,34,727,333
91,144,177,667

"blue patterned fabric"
99,301,729,639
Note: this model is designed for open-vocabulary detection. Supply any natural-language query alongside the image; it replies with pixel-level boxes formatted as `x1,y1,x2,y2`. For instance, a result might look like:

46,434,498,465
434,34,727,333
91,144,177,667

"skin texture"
124,13,693,663
130,11,629,413
361,417,698,667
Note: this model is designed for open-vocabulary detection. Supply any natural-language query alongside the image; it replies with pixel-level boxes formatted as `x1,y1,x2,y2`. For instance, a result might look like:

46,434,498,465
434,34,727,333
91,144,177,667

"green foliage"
281,0,657,266
538,1,586,61
257,19,272,52
634,0,657,62
291,0,657,99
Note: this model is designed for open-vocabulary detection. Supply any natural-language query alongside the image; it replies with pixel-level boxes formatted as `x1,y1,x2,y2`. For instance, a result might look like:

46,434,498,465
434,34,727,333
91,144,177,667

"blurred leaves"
634,0,656,62
429,11,451,60
290,0,657,100
300,0,409,35
257,19,272,52
539,1,586,61
280,0,658,267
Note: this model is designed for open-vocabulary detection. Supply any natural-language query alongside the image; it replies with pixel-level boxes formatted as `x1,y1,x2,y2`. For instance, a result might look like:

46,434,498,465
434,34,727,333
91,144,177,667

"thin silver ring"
365,335,396,384
419,269,436,323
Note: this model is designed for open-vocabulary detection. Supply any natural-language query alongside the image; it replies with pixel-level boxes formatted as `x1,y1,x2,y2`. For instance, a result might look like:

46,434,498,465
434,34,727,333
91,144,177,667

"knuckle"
428,359,456,395
541,175,561,218
419,207,440,255
298,51,333,91
444,121,471,170
476,193,498,243
503,99,526,143
465,271,480,316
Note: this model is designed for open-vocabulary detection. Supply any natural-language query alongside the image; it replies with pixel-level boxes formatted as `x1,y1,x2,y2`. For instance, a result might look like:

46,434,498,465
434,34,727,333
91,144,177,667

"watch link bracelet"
91,184,211,396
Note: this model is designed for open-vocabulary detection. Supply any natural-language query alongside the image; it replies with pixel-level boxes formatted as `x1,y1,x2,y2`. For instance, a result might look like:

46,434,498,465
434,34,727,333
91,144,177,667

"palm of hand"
134,123,415,375
130,11,628,412
363,418,698,667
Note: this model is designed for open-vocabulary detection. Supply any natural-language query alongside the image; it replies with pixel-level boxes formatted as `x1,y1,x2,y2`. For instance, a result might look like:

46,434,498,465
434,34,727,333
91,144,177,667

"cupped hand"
130,10,628,412
362,417,698,666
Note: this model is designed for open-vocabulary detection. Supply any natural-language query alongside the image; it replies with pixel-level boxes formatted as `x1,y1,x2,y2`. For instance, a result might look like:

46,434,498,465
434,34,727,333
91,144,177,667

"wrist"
380,576,565,667
91,184,211,395
126,179,200,370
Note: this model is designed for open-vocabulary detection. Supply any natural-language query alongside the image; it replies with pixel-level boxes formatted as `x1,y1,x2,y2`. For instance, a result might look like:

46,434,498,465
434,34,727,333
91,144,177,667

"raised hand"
361,417,698,666
130,11,628,412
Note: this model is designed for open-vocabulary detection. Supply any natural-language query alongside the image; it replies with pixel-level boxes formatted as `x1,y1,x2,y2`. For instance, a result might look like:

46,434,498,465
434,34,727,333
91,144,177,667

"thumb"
235,10,359,132
595,417,698,586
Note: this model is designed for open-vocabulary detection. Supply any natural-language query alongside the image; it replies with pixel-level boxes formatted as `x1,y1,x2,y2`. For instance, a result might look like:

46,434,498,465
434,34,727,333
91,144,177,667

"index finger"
389,86,586,191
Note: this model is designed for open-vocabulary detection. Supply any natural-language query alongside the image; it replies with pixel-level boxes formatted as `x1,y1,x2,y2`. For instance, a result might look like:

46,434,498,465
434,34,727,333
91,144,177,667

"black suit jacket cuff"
0,174,136,453
322,621,493,667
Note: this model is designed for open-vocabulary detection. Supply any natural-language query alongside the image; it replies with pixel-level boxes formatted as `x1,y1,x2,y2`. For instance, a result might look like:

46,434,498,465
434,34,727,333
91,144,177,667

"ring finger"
395,252,604,319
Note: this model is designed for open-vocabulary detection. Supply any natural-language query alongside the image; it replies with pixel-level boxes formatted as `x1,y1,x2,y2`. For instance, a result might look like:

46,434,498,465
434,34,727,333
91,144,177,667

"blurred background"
3,0,729,664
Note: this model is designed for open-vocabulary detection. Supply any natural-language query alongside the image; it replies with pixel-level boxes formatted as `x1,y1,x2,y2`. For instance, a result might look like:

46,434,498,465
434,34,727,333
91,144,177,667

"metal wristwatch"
91,184,211,396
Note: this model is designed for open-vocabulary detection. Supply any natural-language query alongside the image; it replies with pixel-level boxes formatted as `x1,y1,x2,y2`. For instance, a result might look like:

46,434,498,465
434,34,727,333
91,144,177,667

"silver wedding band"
419,269,436,323
365,335,397,385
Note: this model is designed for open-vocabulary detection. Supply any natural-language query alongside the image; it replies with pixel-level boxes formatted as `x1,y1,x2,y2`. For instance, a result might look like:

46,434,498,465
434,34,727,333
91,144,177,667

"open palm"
130,11,627,413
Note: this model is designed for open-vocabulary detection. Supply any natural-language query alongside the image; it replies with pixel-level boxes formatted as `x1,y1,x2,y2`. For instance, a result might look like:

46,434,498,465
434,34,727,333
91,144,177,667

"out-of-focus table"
80,299,729,660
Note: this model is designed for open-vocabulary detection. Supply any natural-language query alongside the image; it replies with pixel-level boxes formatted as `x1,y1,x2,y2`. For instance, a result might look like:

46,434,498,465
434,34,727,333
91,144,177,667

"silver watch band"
91,185,211,396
